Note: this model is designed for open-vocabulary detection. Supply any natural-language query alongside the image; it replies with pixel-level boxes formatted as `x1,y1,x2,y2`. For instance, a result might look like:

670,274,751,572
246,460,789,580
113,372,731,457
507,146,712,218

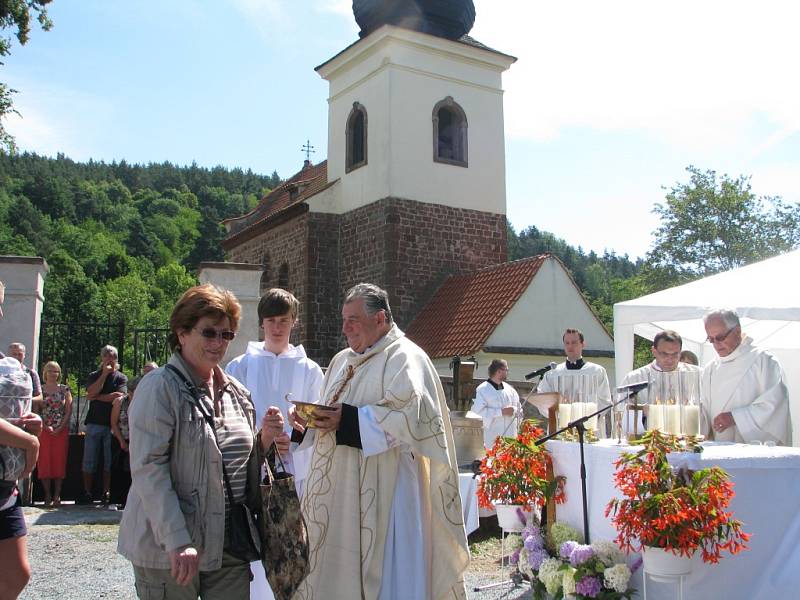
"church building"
223,2,516,364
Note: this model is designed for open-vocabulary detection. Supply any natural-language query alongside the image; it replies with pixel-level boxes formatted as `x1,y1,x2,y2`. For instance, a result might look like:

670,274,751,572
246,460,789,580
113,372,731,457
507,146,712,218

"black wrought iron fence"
37,321,170,432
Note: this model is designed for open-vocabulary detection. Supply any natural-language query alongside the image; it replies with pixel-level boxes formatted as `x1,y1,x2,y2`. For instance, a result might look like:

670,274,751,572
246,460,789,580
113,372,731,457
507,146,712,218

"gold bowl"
291,400,335,428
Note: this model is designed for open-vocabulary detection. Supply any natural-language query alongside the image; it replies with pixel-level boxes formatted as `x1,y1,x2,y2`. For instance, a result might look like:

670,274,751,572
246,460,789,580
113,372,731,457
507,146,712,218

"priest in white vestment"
538,328,612,432
291,283,469,600
701,309,791,445
225,288,323,600
471,358,521,448
619,330,700,432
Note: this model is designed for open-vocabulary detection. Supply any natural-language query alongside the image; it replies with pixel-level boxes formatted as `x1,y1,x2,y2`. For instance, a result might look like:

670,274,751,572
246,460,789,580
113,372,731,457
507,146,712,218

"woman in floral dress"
37,361,72,507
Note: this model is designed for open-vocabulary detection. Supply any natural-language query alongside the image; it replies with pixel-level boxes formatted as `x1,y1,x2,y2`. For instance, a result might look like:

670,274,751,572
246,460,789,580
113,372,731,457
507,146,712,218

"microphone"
525,362,557,381
617,381,648,394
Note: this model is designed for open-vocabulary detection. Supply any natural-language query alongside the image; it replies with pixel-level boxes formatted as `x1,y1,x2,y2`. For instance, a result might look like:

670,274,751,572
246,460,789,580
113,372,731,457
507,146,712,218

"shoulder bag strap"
164,363,237,505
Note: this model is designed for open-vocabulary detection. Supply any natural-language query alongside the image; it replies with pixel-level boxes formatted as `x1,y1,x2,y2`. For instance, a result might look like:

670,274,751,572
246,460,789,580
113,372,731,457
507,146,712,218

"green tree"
0,1,54,151
647,166,800,281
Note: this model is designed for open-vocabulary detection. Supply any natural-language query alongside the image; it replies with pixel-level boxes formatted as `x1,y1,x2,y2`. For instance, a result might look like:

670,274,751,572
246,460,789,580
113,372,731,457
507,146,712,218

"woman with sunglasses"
117,284,286,598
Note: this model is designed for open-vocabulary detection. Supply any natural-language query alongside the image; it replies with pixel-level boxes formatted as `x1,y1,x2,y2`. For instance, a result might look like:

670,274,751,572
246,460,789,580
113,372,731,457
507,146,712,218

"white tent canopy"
613,249,800,445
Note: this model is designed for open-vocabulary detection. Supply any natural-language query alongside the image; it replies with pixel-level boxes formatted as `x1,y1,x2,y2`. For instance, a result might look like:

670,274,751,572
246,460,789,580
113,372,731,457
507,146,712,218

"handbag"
258,439,310,600
164,364,260,563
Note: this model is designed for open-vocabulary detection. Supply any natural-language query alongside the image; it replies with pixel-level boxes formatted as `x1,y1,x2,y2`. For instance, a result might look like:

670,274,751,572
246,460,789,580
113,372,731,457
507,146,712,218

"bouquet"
477,419,565,509
605,429,750,563
512,516,637,600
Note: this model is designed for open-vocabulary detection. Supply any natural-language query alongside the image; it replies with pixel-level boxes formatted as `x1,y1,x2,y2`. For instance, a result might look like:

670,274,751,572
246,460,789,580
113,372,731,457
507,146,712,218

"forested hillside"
0,152,279,327
507,223,645,329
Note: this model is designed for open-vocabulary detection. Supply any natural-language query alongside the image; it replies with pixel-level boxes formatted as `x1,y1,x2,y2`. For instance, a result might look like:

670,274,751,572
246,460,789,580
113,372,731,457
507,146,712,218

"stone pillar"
0,256,49,370
198,262,262,367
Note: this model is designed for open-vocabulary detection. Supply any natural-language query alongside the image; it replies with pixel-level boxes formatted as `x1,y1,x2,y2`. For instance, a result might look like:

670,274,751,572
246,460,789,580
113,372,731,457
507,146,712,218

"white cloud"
3,81,114,160
472,0,800,155
316,0,352,18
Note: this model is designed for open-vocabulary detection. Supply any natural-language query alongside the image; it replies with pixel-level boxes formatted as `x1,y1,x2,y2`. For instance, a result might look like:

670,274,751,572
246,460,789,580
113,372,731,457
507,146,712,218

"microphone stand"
534,391,636,544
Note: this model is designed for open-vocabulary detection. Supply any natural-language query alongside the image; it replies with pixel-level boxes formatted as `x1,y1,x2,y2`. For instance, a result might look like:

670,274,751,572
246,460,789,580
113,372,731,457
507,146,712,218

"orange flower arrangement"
477,420,566,509
605,430,750,564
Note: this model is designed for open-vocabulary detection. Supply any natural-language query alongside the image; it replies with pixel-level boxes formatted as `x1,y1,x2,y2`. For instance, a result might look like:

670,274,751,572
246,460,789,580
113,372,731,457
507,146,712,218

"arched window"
278,263,289,289
260,254,271,295
346,102,368,172
432,97,468,167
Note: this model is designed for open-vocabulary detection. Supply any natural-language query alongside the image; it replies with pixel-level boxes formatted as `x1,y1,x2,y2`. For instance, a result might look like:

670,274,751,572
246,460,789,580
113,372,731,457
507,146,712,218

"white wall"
487,258,614,351
316,25,514,216
197,263,262,368
0,257,49,371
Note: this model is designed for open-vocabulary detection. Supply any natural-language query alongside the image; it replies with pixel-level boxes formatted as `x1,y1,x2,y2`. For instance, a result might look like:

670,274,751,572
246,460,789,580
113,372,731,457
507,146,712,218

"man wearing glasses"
81,344,128,504
471,359,521,449
702,309,791,445
618,330,699,430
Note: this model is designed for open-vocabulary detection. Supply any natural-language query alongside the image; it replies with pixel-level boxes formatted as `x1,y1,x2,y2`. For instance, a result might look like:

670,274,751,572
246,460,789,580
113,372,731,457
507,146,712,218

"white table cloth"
547,439,800,599
459,472,480,536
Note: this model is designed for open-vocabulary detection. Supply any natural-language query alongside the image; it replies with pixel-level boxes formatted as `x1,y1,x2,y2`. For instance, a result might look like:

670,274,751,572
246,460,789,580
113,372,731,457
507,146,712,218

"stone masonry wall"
225,215,310,345
226,197,506,367
339,197,507,330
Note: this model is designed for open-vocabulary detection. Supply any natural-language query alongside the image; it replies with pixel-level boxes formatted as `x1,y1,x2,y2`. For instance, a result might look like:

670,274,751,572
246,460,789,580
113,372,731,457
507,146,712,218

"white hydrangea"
603,563,632,593
562,566,577,596
518,548,533,579
537,557,563,595
591,539,626,567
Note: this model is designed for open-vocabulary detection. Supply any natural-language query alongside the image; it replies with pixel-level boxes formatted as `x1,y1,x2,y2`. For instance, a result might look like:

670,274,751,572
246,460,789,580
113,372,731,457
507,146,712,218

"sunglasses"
193,327,236,342
706,326,737,344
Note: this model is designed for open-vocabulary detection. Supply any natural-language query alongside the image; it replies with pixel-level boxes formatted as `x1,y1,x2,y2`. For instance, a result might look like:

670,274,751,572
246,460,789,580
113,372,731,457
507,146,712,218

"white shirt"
471,380,521,448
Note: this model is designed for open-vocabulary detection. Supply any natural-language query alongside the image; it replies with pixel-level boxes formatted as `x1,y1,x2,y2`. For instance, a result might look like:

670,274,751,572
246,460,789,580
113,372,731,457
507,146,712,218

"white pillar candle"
648,405,663,431
584,402,598,431
664,405,681,435
571,402,586,422
683,405,700,436
558,404,572,429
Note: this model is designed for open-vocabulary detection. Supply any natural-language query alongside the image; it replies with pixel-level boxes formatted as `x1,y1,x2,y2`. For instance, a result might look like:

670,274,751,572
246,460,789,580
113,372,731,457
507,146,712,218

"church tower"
224,1,516,364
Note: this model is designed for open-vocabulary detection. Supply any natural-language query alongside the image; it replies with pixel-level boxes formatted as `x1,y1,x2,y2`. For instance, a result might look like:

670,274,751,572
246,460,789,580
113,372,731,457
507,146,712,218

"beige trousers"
133,551,252,600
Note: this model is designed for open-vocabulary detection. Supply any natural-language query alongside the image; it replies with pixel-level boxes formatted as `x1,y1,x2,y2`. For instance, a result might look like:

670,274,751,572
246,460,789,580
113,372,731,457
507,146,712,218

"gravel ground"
20,505,532,599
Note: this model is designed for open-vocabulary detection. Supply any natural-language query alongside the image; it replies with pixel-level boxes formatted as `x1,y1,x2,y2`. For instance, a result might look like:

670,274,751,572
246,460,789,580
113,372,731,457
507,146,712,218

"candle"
558,404,572,429
664,405,681,435
648,404,663,431
584,402,598,431
683,405,700,436
571,402,586,422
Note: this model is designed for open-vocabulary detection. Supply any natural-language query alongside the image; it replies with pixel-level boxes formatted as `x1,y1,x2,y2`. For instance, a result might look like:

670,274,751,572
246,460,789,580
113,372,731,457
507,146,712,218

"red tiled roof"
406,255,549,358
223,160,331,241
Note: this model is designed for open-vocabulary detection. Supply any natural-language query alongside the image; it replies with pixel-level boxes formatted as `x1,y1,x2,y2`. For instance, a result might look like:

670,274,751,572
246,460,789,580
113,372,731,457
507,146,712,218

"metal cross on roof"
301,139,315,162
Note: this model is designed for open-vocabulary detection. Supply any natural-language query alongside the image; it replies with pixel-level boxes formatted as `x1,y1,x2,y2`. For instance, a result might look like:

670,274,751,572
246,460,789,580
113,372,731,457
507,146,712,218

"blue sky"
5,0,799,259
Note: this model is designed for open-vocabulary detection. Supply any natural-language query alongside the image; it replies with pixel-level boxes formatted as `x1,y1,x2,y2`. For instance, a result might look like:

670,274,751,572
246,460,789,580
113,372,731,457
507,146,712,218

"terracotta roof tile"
406,254,549,358
223,160,330,239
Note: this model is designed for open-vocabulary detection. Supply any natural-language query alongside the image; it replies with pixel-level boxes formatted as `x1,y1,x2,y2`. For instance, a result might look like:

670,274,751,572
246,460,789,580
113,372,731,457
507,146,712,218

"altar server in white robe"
702,309,791,445
619,330,699,431
290,283,469,600
225,288,323,600
472,358,521,448
538,328,612,430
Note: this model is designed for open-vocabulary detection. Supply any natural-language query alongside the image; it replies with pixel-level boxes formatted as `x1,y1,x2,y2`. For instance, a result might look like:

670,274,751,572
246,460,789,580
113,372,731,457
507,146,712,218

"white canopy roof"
613,249,800,444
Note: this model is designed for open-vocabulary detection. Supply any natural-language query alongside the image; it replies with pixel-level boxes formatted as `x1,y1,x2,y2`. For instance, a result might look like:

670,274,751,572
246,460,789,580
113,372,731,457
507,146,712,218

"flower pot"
494,504,533,532
642,546,693,582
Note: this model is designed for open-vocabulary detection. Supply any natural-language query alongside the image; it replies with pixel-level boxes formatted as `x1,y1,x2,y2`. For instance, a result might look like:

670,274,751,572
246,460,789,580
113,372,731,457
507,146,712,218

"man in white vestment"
290,283,469,600
225,288,323,600
471,359,521,448
619,330,699,431
702,309,791,445
538,328,612,431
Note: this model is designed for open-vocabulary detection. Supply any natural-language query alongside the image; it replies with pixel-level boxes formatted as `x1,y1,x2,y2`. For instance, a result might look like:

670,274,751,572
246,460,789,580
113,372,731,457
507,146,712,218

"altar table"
546,439,800,600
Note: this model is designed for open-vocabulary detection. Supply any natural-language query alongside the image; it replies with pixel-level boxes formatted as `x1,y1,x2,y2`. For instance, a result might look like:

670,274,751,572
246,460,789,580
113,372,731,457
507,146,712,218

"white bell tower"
315,25,515,216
